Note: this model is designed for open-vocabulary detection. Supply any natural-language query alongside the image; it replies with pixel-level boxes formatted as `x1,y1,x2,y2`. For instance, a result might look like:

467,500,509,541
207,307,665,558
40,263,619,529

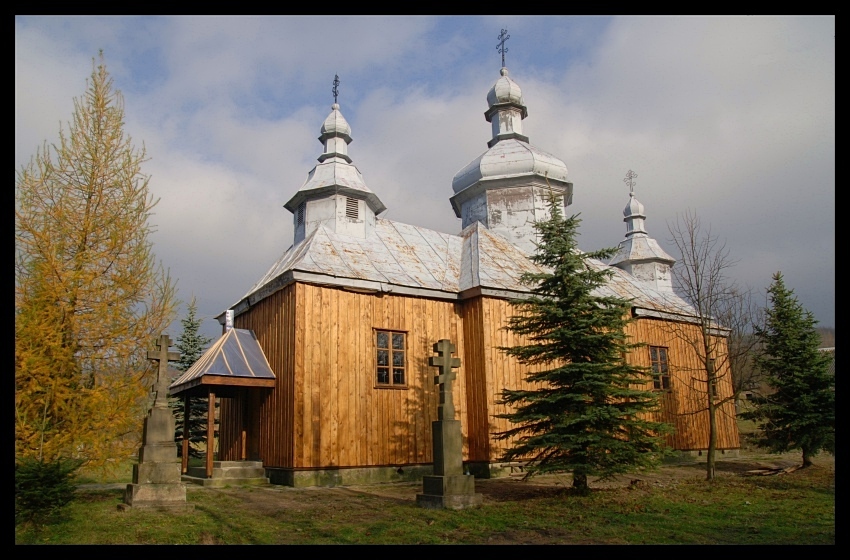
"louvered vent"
297,203,305,226
346,197,359,220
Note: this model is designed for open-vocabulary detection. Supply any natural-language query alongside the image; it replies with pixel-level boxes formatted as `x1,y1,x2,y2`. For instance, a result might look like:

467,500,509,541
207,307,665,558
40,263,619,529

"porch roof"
169,328,276,396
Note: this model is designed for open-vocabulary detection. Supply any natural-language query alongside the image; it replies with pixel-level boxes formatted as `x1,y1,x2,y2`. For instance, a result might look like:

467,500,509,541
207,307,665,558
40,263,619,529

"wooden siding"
219,286,740,472
464,297,544,462
219,393,243,461
626,318,740,450
292,284,468,468
225,283,470,469
461,297,490,462
465,298,740,463
221,284,298,467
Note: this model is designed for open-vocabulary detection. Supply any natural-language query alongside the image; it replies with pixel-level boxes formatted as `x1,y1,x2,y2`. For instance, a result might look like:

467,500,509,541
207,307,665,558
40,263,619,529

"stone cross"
429,339,461,421
497,28,510,68
147,334,180,409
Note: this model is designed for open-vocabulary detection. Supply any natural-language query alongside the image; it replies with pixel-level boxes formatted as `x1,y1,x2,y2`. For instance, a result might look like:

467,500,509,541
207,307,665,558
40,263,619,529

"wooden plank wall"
460,297,490,462
625,318,740,450
467,298,740,462
220,285,740,472
292,283,467,469
219,392,244,461
472,297,546,462
228,284,297,468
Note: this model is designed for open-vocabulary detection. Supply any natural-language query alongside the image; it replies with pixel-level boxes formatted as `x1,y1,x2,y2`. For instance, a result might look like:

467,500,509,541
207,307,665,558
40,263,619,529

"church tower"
608,171,676,292
449,32,573,255
284,75,386,245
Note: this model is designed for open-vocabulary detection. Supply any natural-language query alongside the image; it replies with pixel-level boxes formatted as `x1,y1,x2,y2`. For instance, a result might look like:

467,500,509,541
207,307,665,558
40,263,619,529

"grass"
75,455,207,485
15,459,834,544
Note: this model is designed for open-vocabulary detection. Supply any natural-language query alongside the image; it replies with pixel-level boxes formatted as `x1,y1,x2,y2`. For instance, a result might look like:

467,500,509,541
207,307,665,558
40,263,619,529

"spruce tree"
170,297,213,458
743,272,834,468
497,197,670,493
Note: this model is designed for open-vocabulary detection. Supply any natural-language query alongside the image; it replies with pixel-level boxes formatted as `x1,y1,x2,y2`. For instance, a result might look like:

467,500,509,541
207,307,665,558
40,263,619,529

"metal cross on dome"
497,29,510,67
624,170,638,194
333,74,340,104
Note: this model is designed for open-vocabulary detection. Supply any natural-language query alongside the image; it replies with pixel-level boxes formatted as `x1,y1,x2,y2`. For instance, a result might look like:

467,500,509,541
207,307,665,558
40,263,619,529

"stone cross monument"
416,339,482,509
121,334,193,511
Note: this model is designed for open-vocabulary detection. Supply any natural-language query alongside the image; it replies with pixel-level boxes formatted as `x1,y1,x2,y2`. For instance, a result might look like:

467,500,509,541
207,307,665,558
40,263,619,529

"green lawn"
16,459,834,545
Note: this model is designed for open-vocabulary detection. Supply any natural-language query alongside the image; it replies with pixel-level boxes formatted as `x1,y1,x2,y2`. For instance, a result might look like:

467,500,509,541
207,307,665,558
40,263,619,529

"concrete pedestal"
416,473,483,509
120,405,193,511
416,418,482,510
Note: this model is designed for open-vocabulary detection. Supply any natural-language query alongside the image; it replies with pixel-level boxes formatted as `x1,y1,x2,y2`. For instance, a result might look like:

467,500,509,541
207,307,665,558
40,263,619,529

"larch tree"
171,297,214,458
497,195,670,494
15,52,178,470
743,273,834,468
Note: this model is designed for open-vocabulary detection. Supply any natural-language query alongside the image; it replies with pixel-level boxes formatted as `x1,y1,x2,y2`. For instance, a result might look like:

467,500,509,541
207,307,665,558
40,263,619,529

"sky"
15,16,835,343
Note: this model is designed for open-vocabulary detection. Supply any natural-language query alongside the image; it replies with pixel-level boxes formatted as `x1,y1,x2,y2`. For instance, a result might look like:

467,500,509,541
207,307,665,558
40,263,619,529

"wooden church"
171,63,740,487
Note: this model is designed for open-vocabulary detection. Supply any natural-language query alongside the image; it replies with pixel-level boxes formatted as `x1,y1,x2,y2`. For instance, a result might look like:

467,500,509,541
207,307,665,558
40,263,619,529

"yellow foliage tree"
15,52,178,469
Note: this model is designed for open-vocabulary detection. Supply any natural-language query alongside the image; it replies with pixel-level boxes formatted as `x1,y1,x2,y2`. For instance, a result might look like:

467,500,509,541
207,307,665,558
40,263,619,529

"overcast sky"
15,16,835,343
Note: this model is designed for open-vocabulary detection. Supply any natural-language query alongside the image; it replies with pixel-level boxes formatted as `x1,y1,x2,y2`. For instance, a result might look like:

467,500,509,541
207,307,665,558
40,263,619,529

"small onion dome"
487,67,524,107
451,140,568,194
320,103,352,142
624,192,646,219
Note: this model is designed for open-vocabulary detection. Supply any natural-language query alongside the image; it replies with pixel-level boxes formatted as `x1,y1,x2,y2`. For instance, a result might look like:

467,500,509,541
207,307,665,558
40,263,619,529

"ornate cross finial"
332,74,340,104
429,339,461,421
497,28,510,68
147,334,181,409
624,170,638,195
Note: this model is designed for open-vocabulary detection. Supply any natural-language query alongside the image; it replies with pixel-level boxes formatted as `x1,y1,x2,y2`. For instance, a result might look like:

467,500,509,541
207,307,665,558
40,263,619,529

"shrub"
15,456,83,525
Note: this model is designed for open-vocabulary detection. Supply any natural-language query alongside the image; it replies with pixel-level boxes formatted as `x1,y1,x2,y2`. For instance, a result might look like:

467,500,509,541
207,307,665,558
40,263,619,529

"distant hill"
817,327,835,348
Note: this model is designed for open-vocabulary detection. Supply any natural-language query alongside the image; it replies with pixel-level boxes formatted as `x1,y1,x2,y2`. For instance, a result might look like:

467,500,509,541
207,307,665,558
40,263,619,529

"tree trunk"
802,447,813,468
706,357,717,481
572,472,588,494
706,397,717,480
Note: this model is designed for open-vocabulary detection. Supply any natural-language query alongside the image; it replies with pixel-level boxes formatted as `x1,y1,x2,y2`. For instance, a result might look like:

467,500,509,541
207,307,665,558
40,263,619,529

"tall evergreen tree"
743,272,834,468
170,297,213,458
497,196,670,493
15,52,177,469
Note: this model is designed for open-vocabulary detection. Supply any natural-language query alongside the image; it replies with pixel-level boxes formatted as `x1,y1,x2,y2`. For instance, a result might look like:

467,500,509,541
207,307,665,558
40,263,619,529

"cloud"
15,16,835,337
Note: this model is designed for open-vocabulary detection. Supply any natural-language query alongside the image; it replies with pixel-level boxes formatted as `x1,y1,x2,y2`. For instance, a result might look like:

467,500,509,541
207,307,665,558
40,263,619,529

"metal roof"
228,217,699,323
169,328,275,396
452,138,569,195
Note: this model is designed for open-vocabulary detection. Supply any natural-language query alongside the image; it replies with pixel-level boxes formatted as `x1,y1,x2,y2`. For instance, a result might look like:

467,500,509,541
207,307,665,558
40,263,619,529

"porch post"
181,394,190,474
206,388,216,478
241,388,248,461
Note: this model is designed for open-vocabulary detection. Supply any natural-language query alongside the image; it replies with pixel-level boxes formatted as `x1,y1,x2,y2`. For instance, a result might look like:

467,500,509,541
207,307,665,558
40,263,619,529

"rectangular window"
650,346,671,390
376,330,405,387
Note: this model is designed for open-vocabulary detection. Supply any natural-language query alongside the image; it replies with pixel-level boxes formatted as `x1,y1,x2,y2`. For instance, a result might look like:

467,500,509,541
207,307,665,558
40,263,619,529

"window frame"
649,345,671,391
374,329,408,389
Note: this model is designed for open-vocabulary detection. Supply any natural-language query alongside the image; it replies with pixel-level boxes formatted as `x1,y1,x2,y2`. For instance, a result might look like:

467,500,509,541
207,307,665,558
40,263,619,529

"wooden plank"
294,283,305,467
326,287,337,467
312,285,324,467
197,376,276,388
337,290,349,466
